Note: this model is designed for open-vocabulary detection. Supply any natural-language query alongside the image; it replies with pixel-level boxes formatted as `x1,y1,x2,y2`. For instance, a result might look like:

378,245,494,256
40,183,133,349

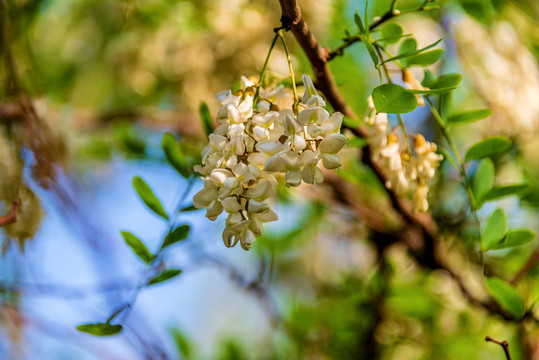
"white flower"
193,74,348,250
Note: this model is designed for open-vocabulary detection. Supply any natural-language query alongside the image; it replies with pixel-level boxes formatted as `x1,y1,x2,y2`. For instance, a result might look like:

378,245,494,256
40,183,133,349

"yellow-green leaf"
485,277,525,319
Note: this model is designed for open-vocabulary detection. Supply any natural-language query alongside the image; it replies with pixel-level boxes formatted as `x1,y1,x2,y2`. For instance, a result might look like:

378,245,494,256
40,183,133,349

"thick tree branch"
278,0,438,263
277,0,536,324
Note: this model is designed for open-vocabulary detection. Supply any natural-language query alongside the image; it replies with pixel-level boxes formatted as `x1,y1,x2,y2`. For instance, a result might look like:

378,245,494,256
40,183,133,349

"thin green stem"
425,97,477,211
254,32,280,107
375,44,410,152
278,30,298,114
328,0,435,60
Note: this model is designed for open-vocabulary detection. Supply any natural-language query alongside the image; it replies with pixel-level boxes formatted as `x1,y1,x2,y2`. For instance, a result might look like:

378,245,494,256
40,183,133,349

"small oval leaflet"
489,229,535,250
76,323,123,337
161,225,190,249
448,109,492,124
122,231,155,265
465,136,512,161
372,84,418,114
381,23,403,44
471,158,494,207
199,102,214,137
162,132,191,179
133,176,169,220
481,208,506,251
485,277,525,319
148,269,182,286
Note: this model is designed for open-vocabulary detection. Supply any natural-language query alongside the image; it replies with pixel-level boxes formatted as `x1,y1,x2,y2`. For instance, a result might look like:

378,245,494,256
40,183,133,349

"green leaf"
162,133,190,178
77,323,123,336
121,231,155,265
199,102,213,137
489,230,535,250
161,225,190,249
372,84,418,114
399,38,417,55
381,23,403,44
472,158,495,206
439,92,452,124
422,70,437,88
354,10,365,33
347,137,368,148
384,39,442,65
483,184,530,202
485,277,525,319
465,136,512,161
172,328,193,360
361,33,379,66
132,176,169,220
481,209,507,251
179,204,200,212
430,73,462,89
405,49,444,67
148,269,182,285
449,109,492,124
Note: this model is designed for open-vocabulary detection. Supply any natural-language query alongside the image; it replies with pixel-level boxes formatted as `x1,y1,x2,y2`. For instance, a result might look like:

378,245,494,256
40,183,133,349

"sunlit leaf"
485,277,525,319
405,49,444,67
161,225,190,249
422,70,437,88
162,132,190,178
148,269,182,285
489,230,535,250
381,23,403,44
399,38,417,55
481,209,507,251
465,136,512,161
121,231,154,265
372,84,417,114
383,39,442,65
430,73,462,89
76,323,123,336
449,109,492,124
132,176,169,220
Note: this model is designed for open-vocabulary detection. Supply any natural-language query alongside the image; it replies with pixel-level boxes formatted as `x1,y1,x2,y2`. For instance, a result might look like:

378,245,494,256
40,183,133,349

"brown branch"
278,0,438,264
485,336,512,360
0,198,21,227
276,0,538,324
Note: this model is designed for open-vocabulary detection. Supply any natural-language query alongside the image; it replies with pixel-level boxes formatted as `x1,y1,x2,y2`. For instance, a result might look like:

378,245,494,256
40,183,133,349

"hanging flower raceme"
193,75,347,250
364,96,443,212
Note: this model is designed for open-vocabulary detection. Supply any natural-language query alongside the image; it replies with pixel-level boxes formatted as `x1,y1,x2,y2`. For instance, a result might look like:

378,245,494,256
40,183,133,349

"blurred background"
1,0,539,359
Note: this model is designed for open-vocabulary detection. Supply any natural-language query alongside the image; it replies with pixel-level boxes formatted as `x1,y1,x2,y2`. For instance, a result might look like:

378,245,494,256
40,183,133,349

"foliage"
1,0,539,359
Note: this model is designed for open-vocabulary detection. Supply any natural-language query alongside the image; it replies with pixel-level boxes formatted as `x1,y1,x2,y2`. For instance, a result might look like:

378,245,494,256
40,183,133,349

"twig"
511,250,539,285
276,0,539,324
485,336,512,360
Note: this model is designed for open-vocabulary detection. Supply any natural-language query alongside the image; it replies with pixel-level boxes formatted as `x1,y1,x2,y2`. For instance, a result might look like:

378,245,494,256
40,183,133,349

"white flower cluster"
365,97,443,212
193,75,347,250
